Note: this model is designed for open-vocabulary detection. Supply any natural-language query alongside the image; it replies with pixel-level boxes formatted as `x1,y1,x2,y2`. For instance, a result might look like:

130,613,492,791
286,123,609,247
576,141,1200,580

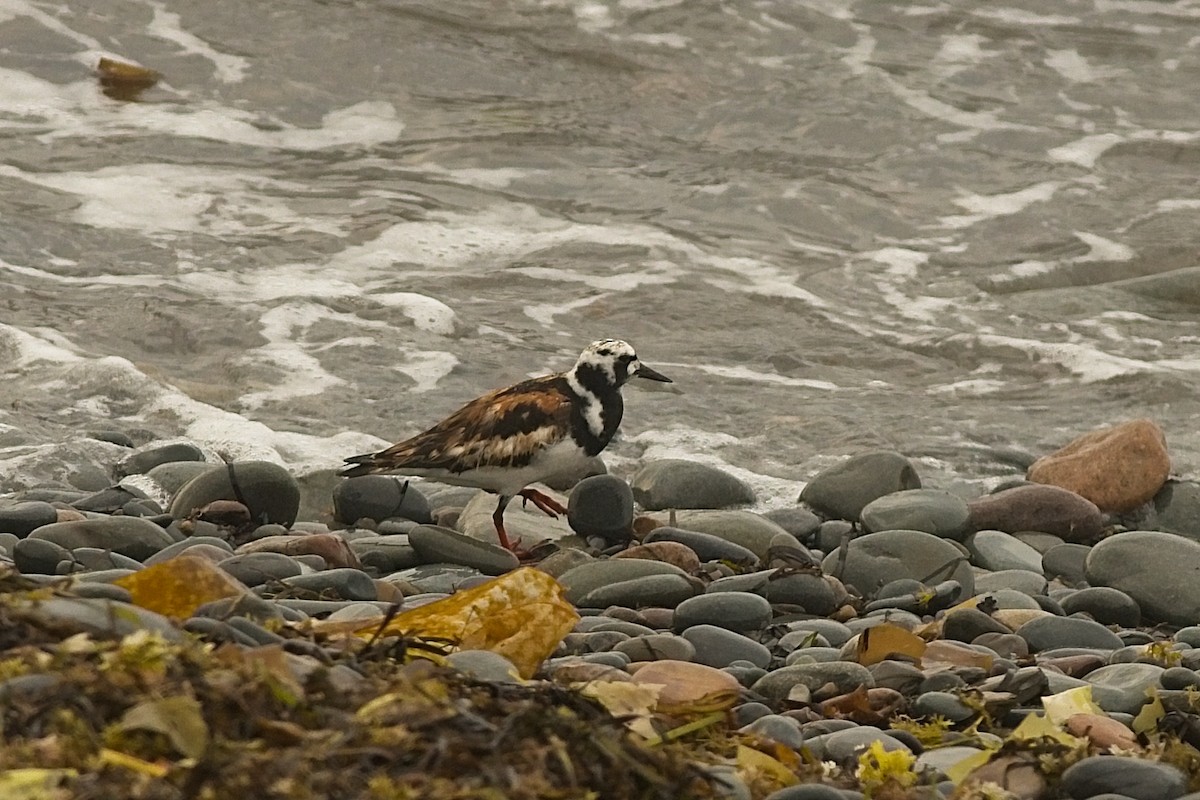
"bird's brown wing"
341,375,574,476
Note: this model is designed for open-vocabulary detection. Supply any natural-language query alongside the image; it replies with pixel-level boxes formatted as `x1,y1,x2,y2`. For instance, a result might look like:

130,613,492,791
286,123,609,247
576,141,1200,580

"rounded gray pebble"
333,475,432,525
645,527,759,566
673,592,772,633
578,574,697,609
912,691,976,722
13,537,73,574
567,474,635,542
0,501,59,537
1016,614,1123,653
29,517,176,561
1060,586,1141,627
739,714,804,749
144,535,234,565
683,624,771,668
170,461,300,527
613,633,696,662
219,552,304,586
407,524,518,576
1060,755,1186,800
279,568,378,601
631,459,755,510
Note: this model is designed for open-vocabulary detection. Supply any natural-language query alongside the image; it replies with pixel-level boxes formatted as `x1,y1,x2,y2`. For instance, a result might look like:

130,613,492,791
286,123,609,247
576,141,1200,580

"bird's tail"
339,452,384,478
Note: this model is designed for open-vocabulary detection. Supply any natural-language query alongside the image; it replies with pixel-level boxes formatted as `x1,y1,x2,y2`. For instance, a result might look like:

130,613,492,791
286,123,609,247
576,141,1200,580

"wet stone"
567,474,635,543
644,526,759,566
967,484,1103,543
942,607,1012,643
613,633,695,662
974,569,1048,596
1059,586,1141,627
761,507,821,540
1016,615,1123,653
1151,480,1200,541
751,662,874,706
333,475,432,525
1085,530,1200,627
218,552,304,586
20,596,181,641
146,461,218,498
71,547,143,572
1084,663,1165,715
672,591,772,633
29,517,175,562
964,529,1044,573
278,568,379,601
912,691,975,722
800,450,921,522
116,441,206,478
739,715,804,749
0,501,59,537
1043,543,1091,585
407,524,519,576
578,574,697,609
1060,755,1186,800
762,785,846,800
170,460,301,527
13,537,73,575
657,510,788,560
144,536,234,565
820,529,975,598
764,573,837,616
683,624,771,669
813,727,909,765
782,619,853,648
558,559,690,606
859,489,970,540
631,459,755,511
348,534,422,574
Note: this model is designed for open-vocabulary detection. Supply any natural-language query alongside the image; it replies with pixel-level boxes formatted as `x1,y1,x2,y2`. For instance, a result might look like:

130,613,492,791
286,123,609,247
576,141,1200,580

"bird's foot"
518,488,567,518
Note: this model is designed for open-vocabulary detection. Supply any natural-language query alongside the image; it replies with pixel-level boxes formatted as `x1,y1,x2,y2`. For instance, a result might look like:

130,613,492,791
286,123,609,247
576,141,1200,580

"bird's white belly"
398,438,590,497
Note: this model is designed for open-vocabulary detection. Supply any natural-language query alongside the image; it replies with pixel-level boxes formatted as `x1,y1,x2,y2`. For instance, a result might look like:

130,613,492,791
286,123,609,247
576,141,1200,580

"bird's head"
573,339,672,389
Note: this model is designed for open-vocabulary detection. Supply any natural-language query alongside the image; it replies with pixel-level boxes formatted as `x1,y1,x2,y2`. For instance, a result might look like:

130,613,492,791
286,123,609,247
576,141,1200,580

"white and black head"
569,339,671,394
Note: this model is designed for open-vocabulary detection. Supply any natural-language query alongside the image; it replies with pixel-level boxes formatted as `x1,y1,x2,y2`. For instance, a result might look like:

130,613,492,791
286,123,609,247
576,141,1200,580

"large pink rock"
1027,419,1170,512
967,484,1103,543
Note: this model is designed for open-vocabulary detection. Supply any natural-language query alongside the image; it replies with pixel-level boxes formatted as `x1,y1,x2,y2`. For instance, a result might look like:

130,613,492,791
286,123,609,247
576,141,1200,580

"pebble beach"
3,417,1200,799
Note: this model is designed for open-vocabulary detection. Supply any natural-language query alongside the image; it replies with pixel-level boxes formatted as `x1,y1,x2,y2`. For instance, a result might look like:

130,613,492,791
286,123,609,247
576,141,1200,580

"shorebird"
340,339,671,551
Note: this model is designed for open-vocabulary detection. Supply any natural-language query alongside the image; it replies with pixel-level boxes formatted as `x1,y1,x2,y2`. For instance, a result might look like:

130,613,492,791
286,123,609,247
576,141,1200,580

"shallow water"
2,0,1199,505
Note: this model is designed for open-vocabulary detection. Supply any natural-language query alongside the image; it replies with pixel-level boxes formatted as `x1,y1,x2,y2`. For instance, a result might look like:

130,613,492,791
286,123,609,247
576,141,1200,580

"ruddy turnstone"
340,339,671,551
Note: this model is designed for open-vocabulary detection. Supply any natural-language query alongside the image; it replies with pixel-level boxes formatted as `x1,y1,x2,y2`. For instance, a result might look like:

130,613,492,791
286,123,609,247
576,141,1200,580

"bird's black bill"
636,364,672,383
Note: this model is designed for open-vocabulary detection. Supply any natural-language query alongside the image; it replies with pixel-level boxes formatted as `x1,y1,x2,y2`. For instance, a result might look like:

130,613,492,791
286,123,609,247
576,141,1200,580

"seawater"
2,0,1199,506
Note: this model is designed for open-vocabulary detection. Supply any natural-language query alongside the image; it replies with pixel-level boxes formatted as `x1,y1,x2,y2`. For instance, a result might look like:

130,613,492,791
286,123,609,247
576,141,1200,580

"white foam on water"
524,293,611,327
146,2,250,83
988,231,1135,286
0,163,349,237
238,302,349,411
510,260,683,292
968,333,1156,382
619,426,806,510
1048,133,1124,167
1157,199,1200,212
1044,49,1124,82
928,379,1007,396
867,247,929,279
0,324,83,367
938,182,1061,229
1095,0,1200,17
369,293,459,335
392,350,461,394
673,363,840,391
972,8,1081,26
0,258,164,288
421,164,547,190
702,256,830,306
623,32,689,48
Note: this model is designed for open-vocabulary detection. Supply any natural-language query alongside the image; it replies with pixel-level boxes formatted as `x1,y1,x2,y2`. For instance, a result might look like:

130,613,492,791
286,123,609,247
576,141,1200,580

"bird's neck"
565,365,624,454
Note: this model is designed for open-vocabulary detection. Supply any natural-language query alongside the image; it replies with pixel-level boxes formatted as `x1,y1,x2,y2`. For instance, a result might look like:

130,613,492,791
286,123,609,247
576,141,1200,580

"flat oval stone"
1085,530,1200,626
407,524,518,576
964,529,1044,572
800,450,921,521
13,537,73,575
1060,754,1186,800
820,529,974,598
577,574,697,609
1060,586,1141,627
974,568,1048,596
751,662,873,705
144,535,234,565
278,568,378,601
29,517,175,561
860,489,969,539
652,510,788,560
809,726,908,764
683,624,771,668
333,475,432,525
568,474,635,542
631,459,755,510
764,573,837,615
1016,615,1123,653
1083,663,1165,715
558,559,689,606
116,441,206,478
349,534,422,573
218,552,304,586
644,526,759,565
0,501,59,537
673,591,772,633
614,633,696,662
967,484,1102,542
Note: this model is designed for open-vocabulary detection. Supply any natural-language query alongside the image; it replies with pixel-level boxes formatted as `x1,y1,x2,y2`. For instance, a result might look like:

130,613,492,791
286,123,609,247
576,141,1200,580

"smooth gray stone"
739,715,804,749
536,547,594,579
765,573,837,615
868,660,923,694
28,517,175,561
13,537,72,574
763,785,846,800
800,450,921,521
613,633,696,662
144,535,234,565
1175,626,1200,647
71,547,143,571
1151,480,1200,541
116,441,206,477
631,459,755,510
19,596,180,641
73,568,138,583
1016,615,1123,653
860,489,970,540
445,649,522,683
170,460,300,527
386,564,483,594
1085,530,1200,626
1061,755,1186,800
279,568,378,601
578,574,697,609
0,501,59,537
781,619,853,648
0,532,16,555
558,631,632,655
146,461,217,497
762,507,822,539
645,526,759,565
963,529,1043,572
973,568,1048,596
973,633,1029,660
649,510,788,560
558,559,689,606
912,691,975,722
942,607,1011,642
219,552,304,586
1043,543,1091,584
71,583,133,602
183,617,259,646
811,727,909,764
567,474,635,541
985,588,1041,610
349,534,422,573
1083,663,1165,715
225,616,287,645
821,529,974,598
672,591,772,633
1060,586,1141,627
683,624,771,668
193,593,287,622
1012,530,1066,553
333,475,432,525
750,662,873,705
575,617,654,635
407,524,518,576
783,646,844,666
1160,667,1200,690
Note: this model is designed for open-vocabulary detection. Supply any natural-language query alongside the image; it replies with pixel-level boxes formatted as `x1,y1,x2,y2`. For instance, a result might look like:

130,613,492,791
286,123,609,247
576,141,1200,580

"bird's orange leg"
519,488,567,518
492,495,516,551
